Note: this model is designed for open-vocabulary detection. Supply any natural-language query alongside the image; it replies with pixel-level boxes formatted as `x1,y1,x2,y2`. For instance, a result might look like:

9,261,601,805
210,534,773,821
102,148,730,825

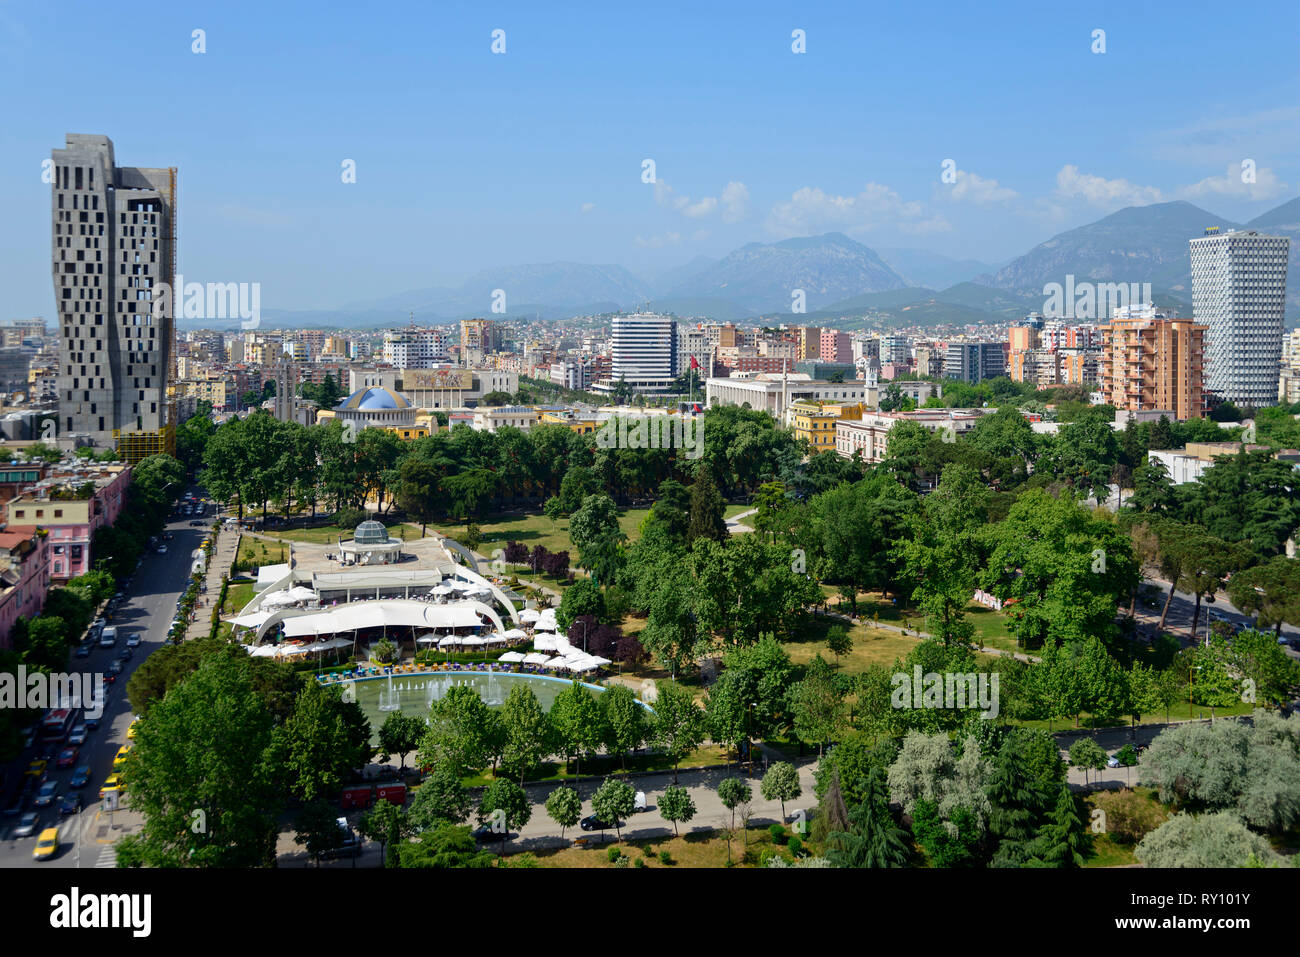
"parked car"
13,811,39,838
189,519,205,527
69,766,91,789
56,747,77,769
68,724,87,746
580,814,624,832
33,780,58,808
1107,756,1120,768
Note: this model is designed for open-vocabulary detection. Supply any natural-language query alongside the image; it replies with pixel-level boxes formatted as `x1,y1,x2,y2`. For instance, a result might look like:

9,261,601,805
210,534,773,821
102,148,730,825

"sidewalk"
184,526,241,642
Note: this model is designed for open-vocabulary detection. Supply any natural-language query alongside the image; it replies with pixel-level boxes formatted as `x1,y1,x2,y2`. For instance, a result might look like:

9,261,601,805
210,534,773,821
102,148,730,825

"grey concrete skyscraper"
1190,228,1290,409
51,134,176,457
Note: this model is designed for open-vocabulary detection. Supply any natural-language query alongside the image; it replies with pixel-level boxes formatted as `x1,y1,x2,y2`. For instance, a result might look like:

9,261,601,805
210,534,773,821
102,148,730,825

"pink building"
4,464,131,583
819,330,852,364
0,525,51,650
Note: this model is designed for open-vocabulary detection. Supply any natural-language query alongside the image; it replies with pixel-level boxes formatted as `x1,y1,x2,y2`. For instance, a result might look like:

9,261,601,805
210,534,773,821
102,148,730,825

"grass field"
261,522,409,545
460,743,733,788
221,581,255,617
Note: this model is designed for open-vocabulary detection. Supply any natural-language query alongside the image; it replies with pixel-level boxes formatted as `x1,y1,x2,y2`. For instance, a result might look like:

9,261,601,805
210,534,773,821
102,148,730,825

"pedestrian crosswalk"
96,845,116,868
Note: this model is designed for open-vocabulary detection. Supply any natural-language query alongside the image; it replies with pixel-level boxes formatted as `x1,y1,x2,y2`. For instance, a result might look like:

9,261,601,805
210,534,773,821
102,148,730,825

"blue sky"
3,0,1299,315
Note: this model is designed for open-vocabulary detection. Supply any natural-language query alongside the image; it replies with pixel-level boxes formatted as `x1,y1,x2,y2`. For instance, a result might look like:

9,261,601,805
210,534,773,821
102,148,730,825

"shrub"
787,836,803,857
633,857,645,868
658,850,672,865
1092,789,1170,845
606,846,622,864
641,844,654,857
768,823,787,845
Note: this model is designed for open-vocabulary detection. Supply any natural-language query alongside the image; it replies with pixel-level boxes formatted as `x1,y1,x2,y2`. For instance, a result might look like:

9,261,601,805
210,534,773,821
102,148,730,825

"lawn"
782,616,924,672
268,522,409,545
526,825,795,868
1016,697,1256,732
221,581,255,617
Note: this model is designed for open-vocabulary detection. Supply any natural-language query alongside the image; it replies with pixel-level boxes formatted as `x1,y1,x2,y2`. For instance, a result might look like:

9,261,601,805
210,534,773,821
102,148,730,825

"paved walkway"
184,524,240,642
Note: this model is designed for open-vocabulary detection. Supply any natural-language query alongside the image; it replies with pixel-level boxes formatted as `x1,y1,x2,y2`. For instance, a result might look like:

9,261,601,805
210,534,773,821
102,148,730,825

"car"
579,814,624,832
99,774,122,799
156,544,168,554
32,827,59,860
58,794,82,817
98,625,118,649
126,718,140,740
13,811,39,838
189,519,205,527
69,766,91,789
84,713,101,731
33,780,58,808
104,663,122,680
74,644,92,659
68,724,87,745
25,759,48,779
1107,756,1120,768
113,745,131,771
89,617,106,638
126,632,141,647
118,647,133,661
56,747,78,769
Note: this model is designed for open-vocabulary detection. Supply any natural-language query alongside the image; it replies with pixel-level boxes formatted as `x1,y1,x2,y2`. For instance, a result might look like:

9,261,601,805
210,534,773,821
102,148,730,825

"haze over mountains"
246,197,1300,331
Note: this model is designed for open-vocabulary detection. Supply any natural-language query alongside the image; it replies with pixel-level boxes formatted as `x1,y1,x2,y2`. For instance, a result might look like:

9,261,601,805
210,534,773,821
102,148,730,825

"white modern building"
383,328,450,369
602,312,677,393
705,373,868,420
1190,229,1290,408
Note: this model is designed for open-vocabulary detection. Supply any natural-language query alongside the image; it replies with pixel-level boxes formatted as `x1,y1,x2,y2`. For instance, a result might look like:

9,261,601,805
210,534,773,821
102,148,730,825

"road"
0,486,212,868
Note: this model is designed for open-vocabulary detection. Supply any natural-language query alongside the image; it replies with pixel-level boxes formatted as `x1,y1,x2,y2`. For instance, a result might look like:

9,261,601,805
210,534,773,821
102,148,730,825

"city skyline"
4,0,1300,317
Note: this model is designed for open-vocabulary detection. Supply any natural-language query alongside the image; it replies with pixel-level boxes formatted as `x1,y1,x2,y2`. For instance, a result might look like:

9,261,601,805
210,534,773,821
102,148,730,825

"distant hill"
982,201,1241,299
663,232,908,313
875,247,998,289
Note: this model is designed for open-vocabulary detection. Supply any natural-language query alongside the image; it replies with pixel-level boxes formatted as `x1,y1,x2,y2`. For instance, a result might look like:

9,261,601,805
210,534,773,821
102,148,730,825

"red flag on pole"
689,355,700,370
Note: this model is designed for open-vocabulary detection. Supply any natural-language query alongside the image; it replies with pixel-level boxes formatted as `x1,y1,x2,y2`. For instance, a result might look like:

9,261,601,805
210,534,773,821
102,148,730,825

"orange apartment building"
1099,311,1206,420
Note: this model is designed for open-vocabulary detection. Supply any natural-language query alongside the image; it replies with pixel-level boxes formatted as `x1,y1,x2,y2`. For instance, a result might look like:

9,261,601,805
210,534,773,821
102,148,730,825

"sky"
3,0,1299,317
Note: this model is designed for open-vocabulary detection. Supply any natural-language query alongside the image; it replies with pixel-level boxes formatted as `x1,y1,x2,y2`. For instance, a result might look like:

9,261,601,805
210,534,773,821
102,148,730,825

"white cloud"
947,169,1018,205
720,182,750,223
1180,163,1289,202
580,202,596,213
767,183,949,236
654,180,749,221
1054,165,1163,207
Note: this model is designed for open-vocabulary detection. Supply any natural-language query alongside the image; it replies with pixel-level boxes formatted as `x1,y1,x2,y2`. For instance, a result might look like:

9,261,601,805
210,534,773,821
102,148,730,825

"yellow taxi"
99,773,123,799
33,827,59,860
112,744,131,771
126,718,140,739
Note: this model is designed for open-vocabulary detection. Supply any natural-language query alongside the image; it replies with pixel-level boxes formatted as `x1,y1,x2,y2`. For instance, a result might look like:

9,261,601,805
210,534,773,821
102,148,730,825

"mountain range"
233,196,1300,331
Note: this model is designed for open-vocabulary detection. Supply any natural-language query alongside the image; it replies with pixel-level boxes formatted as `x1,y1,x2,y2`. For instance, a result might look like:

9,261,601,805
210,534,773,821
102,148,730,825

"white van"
98,626,118,649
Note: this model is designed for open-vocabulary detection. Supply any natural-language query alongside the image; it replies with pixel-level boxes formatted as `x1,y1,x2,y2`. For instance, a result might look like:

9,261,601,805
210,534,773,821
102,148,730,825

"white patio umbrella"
519,608,541,623
483,633,508,645
502,628,528,641
438,636,461,647
498,651,526,663
459,636,486,647
522,653,550,665
533,634,558,651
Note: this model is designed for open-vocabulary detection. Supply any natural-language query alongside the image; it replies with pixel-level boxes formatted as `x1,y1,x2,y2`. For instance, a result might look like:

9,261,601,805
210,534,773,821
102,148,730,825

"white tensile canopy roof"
278,599,489,639
533,634,559,651
257,563,291,588
231,611,274,629
503,628,528,640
